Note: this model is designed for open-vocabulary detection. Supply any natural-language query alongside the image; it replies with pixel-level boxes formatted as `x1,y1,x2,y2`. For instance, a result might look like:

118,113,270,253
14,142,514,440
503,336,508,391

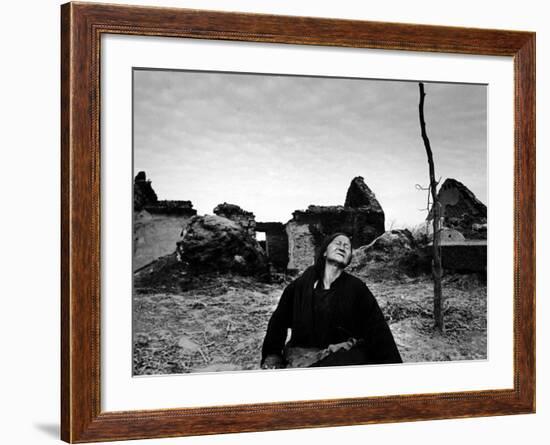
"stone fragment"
213,202,256,237
178,336,200,352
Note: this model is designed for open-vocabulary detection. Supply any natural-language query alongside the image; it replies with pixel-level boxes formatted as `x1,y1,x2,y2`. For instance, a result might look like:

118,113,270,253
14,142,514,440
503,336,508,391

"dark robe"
261,266,402,367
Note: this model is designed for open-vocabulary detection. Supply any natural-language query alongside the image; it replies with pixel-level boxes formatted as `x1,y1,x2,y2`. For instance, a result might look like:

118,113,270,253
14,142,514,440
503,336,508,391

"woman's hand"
261,354,284,369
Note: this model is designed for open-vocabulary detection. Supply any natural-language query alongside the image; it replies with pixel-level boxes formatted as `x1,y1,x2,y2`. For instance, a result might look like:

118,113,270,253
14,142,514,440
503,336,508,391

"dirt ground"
133,263,486,375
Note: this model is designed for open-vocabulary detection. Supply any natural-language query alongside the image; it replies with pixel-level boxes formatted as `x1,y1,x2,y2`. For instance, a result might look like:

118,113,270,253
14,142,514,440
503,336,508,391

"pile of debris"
177,214,268,277
349,229,431,280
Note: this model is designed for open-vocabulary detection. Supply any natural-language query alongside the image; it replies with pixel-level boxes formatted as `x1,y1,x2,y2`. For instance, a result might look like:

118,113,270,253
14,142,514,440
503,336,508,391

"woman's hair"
313,232,353,280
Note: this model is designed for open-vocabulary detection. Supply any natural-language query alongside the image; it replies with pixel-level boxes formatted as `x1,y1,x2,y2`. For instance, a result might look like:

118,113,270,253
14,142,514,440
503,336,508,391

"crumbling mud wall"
134,211,194,270
285,177,385,272
133,172,197,270
286,220,317,272
213,203,256,238
428,178,487,240
134,171,158,210
425,178,488,272
439,241,487,272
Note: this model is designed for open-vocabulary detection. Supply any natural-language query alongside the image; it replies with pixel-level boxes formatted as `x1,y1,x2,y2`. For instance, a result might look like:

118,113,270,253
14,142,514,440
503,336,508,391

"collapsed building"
427,178,487,272
133,171,487,275
206,204,289,272
255,222,288,271
133,172,196,270
133,174,385,273
259,176,385,272
201,177,385,273
428,178,487,239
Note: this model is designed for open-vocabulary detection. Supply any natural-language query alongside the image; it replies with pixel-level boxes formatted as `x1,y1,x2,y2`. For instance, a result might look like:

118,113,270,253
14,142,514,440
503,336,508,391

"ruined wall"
285,177,385,272
286,221,316,272
256,222,288,271
425,182,487,271
290,206,384,248
344,176,384,213
439,242,487,272
134,171,158,210
133,171,197,270
285,206,385,272
143,200,196,216
133,211,193,270
213,203,256,238
428,178,487,240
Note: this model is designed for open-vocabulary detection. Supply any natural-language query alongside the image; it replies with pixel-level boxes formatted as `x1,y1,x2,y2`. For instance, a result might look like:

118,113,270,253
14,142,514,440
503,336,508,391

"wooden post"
418,82,444,332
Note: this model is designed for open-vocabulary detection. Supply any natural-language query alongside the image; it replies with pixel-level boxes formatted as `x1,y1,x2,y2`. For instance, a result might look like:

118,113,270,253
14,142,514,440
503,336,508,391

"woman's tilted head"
314,232,353,278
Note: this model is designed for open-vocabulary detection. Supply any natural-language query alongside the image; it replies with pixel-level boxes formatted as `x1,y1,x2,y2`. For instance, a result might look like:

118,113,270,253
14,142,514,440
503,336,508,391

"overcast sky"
133,69,486,228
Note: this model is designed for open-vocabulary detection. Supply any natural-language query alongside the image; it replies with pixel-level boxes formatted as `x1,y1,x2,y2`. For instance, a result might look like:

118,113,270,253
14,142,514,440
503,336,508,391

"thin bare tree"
418,82,444,332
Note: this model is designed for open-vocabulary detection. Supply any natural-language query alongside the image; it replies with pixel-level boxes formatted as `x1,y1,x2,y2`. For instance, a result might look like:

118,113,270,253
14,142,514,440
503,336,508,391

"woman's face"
324,235,352,267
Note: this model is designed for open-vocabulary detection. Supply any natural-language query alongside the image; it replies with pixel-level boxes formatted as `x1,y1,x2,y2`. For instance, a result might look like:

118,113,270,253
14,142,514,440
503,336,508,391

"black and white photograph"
132,68,488,375
4,0,546,443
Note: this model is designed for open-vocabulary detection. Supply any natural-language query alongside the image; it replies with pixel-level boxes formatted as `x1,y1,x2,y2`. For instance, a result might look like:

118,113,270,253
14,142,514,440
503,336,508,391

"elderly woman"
261,232,402,369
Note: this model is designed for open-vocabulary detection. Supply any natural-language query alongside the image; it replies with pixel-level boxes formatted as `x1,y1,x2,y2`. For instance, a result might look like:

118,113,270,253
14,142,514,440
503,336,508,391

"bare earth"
133,270,487,375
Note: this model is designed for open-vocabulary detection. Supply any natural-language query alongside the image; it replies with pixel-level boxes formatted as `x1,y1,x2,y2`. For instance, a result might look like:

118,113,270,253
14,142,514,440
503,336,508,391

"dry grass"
133,272,486,375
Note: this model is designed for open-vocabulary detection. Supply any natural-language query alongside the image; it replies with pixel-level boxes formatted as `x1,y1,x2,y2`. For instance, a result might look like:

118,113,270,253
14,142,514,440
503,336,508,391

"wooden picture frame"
61,2,535,442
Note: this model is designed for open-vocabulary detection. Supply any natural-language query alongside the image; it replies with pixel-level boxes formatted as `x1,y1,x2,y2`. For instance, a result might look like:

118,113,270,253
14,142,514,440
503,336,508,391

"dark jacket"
261,266,402,366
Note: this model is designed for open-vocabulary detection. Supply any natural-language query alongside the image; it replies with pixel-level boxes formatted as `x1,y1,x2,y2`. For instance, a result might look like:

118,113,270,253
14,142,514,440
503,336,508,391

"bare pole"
418,82,444,332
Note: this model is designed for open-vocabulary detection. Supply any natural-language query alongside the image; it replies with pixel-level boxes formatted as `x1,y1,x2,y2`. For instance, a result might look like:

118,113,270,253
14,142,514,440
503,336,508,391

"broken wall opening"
255,222,289,272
